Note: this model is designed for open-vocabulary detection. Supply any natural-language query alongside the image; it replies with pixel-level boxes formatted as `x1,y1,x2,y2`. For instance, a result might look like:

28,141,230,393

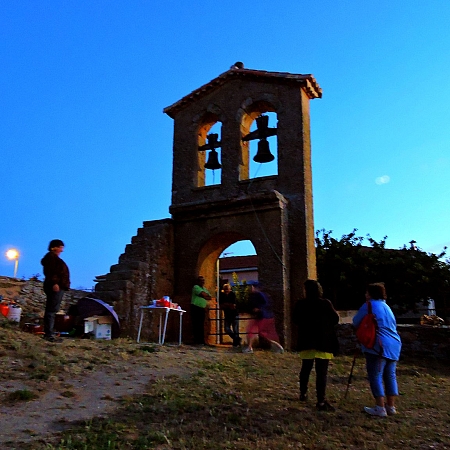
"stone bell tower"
95,63,321,348
164,63,322,349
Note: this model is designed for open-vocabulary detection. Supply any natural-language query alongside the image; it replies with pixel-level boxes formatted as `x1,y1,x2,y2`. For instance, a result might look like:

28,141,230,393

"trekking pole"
343,348,360,399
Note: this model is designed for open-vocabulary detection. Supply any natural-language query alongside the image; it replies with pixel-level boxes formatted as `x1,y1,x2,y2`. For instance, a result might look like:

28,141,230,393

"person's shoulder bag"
355,301,379,350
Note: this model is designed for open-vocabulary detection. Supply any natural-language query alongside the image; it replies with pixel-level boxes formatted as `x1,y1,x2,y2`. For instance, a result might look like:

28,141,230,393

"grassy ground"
31,353,450,449
1,320,449,450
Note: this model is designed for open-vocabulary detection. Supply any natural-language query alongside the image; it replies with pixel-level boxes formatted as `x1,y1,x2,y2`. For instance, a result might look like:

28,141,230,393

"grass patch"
25,352,450,450
5,389,39,403
2,326,448,449
60,390,76,398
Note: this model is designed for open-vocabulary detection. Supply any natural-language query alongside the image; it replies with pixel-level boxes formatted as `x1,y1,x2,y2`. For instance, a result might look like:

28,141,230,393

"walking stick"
344,349,359,399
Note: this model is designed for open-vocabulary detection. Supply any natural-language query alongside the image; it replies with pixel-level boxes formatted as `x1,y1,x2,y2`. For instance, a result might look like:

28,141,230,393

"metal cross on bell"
242,115,277,163
198,133,222,170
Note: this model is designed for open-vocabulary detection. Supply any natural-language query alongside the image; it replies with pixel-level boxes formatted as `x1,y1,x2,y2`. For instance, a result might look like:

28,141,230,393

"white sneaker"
242,346,253,354
386,405,397,416
269,340,284,353
364,405,387,417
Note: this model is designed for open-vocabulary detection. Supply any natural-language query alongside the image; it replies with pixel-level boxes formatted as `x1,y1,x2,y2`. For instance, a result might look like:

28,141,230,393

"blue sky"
1,1,449,289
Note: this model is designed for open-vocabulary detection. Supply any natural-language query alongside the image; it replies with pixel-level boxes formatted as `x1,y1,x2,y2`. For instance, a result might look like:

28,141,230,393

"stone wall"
337,323,450,360
2,274,448,359
94,218,174,338
0,276,89,323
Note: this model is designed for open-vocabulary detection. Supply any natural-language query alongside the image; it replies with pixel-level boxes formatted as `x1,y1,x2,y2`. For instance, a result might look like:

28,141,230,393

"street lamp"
6,249,19,278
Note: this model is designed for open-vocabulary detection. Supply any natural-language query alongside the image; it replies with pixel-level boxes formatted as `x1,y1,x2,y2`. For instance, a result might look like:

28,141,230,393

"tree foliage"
231,272,251,313
315,229,450,316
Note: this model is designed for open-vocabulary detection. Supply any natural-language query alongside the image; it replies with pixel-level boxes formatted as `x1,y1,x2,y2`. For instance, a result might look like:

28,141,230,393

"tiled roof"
219,255,258,271
163,66,322,118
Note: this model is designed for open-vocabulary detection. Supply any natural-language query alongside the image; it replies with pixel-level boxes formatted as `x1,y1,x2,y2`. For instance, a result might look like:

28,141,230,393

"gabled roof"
163,65,322,118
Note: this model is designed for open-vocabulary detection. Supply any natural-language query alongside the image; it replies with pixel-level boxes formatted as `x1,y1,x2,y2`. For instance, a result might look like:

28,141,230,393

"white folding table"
137,306,186,345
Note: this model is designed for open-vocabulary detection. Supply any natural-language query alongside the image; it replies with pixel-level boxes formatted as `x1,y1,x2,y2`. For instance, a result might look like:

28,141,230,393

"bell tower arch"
164,63,322,349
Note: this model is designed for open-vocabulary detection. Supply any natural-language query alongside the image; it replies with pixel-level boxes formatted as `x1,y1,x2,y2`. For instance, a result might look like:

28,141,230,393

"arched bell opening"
249,112,278,178
240,101,278,181
197,114,222,187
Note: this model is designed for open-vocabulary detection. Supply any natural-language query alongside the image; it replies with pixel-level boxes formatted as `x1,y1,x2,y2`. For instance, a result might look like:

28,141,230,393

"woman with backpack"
353,282,402,417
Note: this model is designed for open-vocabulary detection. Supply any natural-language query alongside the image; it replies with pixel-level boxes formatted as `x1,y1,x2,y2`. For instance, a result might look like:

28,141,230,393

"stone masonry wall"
337,323,450,360
2,274,448,359
94,218,174,338
0,276,89,323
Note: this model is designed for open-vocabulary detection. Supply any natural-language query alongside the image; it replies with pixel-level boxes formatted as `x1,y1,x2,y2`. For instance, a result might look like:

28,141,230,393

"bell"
253,139,275,163
256,114,269,130
204,149,222,170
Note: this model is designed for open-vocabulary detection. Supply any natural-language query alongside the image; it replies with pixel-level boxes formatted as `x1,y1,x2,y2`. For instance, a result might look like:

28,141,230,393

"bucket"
55,314,75,332
7,305,22,323
23,323,43,334
0,303,9,318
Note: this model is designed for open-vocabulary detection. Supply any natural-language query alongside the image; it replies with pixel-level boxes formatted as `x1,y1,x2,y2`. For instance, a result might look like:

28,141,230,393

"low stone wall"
0,277,90,323
2,275,449,356
337,323,450,360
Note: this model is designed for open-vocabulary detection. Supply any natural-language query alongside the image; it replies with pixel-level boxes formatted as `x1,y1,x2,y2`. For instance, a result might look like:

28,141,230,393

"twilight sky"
1,1,449,288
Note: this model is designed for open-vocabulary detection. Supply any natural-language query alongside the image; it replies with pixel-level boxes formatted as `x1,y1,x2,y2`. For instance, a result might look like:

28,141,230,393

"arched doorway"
214,240,257,345
192,233,254,345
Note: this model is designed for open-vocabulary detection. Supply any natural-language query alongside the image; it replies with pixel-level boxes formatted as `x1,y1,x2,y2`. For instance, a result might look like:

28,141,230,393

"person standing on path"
293,279,339,411
41,239,70,342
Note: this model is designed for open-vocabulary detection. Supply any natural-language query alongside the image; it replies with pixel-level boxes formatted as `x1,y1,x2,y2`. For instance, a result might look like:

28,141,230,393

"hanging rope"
247,165,286,269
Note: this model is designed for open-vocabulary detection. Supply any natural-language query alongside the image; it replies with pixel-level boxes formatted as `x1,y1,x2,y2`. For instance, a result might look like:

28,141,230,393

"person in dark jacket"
293,279,339,411
41,239,70,342
219,284,241,347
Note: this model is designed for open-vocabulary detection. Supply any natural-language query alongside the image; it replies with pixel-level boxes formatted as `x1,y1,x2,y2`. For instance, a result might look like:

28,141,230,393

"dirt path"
0,344,225,449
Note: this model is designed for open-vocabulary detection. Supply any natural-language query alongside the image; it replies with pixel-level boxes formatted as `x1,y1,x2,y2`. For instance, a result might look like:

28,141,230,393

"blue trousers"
365,352,399,398
224,315,240,345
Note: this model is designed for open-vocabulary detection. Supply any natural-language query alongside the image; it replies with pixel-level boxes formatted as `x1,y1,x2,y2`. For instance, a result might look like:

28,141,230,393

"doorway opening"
213,240,258,346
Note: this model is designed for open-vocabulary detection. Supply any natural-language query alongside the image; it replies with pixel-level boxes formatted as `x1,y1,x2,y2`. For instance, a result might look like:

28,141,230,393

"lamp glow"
6,249,19,278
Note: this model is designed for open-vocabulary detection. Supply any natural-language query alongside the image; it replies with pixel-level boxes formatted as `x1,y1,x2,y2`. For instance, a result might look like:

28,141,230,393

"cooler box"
84,315,113,340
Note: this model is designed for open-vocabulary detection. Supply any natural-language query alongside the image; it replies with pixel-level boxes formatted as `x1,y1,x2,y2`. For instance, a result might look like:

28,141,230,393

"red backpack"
355,301,378,349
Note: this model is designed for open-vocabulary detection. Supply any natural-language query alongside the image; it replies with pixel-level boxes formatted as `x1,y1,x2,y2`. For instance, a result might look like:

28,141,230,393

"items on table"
152,296,181,309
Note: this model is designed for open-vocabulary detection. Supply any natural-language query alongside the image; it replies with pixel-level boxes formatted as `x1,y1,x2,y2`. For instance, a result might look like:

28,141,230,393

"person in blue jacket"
353,282,402,417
